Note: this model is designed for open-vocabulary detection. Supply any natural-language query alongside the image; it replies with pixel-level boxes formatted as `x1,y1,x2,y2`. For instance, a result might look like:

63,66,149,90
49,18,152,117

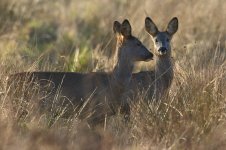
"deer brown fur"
7,19,153,125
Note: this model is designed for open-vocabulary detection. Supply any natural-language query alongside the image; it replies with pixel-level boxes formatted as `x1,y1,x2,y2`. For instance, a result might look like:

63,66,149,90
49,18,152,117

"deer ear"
113,21,121,34
166,17,178,36
145,17,158,36
121,19,132,38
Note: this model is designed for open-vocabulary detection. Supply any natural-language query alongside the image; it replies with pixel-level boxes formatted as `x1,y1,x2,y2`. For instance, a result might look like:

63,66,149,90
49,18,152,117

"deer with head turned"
130,17,178,102
7,19,153,126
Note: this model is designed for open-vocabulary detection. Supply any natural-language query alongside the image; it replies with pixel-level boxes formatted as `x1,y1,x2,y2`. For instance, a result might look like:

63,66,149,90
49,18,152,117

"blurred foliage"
28,21,58,50
0,0,17,35
67,46,91,72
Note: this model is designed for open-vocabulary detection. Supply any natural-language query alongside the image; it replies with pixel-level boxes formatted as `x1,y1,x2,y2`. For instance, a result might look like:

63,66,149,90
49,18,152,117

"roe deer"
7,19,153,125
130,17,178,101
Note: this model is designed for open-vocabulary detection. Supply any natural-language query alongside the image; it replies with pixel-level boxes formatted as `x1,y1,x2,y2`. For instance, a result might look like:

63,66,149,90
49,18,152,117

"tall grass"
0,0,226,149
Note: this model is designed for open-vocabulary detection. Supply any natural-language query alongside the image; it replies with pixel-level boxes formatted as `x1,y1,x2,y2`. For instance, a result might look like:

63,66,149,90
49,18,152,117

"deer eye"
155,39,158,43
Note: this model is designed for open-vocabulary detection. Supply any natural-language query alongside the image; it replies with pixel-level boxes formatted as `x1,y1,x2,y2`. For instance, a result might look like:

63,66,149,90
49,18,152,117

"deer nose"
158,47,167,55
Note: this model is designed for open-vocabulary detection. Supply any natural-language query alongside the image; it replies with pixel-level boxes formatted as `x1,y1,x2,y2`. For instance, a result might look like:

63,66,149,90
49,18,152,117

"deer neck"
155,54,174,93
112,47,133,89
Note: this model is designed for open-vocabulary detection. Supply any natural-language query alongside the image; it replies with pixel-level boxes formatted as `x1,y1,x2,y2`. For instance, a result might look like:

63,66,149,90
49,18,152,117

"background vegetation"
0,0,226,149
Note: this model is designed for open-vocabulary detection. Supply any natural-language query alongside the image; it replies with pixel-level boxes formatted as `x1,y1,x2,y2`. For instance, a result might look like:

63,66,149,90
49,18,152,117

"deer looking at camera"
130,17,178,102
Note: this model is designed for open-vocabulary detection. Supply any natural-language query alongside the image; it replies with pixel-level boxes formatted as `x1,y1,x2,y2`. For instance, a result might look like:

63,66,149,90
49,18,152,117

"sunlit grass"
0,0,226,149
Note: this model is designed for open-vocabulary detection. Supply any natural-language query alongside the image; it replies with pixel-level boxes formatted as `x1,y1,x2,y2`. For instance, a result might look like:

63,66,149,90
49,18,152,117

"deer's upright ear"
113,21,121,34
121,19,132,38
166,17,178,36
145,17,158,37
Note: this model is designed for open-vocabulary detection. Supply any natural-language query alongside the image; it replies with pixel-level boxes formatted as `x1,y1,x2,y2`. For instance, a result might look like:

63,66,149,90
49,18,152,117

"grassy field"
0,0,226,149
